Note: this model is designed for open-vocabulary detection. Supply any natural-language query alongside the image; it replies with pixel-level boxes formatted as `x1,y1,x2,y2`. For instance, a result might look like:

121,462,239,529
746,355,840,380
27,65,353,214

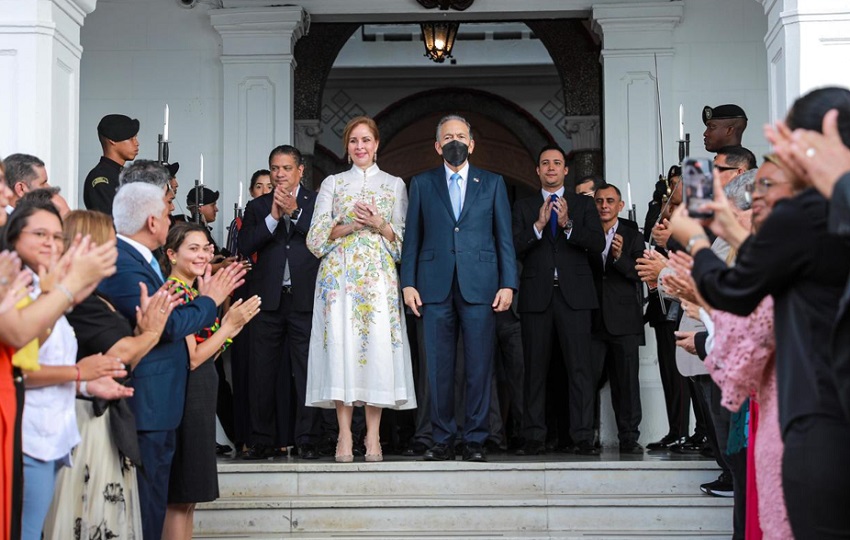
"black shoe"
700,472,734,497
646,434,686,451
574,441,601,456
216,443,233,456
298,443,319,460
515,440,546,456
401,441,429,457
423,443,456,461
241,444,271,460
317,434,337,457
670,434,707,454
462,442,486,462
619,441,645,455
483,440,504,454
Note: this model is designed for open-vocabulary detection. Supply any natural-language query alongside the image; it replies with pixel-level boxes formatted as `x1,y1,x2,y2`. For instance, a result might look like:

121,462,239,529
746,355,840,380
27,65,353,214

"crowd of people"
0,86,849,539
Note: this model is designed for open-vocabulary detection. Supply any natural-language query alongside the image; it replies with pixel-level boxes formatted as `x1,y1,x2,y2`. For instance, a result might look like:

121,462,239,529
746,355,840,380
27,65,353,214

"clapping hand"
636,249,668,285
86,376,134,400
353,197,384,231
135,281,182,337
197,260,247,306
77,353,127,381
0,251,32,315
766,109,850,198
611,234,624,261
221,295,262,338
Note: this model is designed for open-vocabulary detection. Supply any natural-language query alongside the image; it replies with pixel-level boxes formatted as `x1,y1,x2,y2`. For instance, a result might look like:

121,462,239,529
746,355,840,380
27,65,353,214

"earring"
347,154,352,165
373,152,377,163
171,259,177,265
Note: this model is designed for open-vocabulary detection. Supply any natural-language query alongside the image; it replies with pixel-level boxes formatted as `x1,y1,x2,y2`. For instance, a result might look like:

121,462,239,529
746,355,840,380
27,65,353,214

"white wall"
79,0,770,244
79,0,225,232
671,0,769,162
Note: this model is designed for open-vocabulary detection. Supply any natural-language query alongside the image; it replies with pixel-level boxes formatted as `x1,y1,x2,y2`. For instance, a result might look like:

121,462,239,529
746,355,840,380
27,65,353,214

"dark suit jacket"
97,238,217,431
400,165,517,304
588,220,645,336
829,172,850,422
512,190,605,313
239,185,320,312
693,188,850,435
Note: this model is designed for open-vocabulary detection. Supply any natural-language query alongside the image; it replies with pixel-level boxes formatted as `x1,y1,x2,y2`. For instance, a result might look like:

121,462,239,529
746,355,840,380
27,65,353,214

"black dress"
166,279,223,504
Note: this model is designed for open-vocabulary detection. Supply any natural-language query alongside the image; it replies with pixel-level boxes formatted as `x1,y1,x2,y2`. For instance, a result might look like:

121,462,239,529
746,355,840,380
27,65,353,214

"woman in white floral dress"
306,116,416,462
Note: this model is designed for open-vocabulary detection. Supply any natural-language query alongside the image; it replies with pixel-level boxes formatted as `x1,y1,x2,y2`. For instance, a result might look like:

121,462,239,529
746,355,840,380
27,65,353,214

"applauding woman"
306,116,415,463
161,223,260,540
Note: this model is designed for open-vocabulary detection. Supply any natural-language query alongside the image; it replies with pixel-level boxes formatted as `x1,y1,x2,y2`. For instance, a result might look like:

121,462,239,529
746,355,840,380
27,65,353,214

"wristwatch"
563,219,574,232
290,208,302,221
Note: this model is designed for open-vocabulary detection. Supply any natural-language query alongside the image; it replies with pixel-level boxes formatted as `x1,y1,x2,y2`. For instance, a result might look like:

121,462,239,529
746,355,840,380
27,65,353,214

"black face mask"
441,140,469,167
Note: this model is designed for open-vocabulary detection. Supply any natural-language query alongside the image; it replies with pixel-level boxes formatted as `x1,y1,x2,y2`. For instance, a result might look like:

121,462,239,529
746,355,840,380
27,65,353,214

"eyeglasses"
745,178,790,195
20,229,65,244
713,164,739,172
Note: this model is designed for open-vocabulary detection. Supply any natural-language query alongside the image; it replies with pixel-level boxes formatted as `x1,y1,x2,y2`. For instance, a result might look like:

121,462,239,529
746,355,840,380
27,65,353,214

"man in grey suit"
401,115,517,462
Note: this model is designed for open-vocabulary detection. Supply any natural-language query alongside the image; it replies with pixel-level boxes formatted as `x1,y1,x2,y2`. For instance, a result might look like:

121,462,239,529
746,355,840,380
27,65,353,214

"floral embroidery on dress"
308,169,406,366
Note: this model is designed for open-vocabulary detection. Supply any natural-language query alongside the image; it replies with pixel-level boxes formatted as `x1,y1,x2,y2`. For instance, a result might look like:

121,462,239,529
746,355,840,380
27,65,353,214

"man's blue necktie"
549,194,558,237
449,173,462,220
149,255,165,283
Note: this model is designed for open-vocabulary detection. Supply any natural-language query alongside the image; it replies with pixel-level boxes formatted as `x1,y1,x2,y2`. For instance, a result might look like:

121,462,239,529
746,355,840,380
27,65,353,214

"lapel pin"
473,177,480,183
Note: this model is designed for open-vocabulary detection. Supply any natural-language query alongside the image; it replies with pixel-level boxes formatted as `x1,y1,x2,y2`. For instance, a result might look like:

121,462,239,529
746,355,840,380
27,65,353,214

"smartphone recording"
682,157,714,219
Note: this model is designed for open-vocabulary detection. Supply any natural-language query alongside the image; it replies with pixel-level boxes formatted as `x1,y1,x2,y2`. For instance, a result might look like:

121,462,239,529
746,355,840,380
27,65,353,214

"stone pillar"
563,116,602,181
757,0,850,121
0,0,96,205
210,6,309,206
294,118,323,189
592,1,684,445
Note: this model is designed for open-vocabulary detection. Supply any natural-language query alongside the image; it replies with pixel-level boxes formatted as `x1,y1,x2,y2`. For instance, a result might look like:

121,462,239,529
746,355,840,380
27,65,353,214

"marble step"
195,456,732,537
195,494,730,536
194,533,731,540
215,458,723,499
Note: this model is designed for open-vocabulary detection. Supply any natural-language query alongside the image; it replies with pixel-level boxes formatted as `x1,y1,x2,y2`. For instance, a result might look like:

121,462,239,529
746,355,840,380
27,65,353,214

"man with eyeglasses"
713,146,756,187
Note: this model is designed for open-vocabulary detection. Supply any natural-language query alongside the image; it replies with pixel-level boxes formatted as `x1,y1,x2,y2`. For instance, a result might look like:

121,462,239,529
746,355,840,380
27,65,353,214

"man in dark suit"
401,115,517,462
512,145,605,456
98,174,242,540
238,145,322,460
589,183,645,454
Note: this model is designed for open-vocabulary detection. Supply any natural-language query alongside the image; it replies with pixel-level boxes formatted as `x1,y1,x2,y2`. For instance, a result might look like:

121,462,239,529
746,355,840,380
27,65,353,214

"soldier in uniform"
83,113,140,214
702,104,748,152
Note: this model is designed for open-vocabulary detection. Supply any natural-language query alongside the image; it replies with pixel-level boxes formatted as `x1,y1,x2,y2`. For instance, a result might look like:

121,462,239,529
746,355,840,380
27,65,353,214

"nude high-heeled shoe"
365,441,383,462
335,439,353,463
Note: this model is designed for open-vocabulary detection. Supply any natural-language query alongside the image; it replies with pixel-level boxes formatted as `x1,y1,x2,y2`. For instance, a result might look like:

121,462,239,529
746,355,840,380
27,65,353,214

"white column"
592,1,684,445
0,0,96,205
758,0,850,121
210,6,309,208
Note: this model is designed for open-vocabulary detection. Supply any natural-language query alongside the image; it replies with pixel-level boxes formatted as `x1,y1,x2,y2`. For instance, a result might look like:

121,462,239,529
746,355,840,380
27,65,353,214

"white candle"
199,154,204,185
679,104,684,141
164,104,169,141
238,181,243,208
627,180,633,211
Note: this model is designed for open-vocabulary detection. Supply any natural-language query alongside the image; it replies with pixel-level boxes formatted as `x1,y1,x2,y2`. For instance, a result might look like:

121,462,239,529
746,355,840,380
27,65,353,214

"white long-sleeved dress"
305,163,416,410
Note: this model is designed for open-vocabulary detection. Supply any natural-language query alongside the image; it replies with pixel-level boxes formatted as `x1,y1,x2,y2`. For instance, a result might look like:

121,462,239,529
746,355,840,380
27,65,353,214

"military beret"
702,104,748,125
165,162,179,178
97,114,140,142
186,185,219,207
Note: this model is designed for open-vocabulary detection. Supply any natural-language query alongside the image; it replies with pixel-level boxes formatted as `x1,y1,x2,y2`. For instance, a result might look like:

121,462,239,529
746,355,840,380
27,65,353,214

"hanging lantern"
420,22,459,63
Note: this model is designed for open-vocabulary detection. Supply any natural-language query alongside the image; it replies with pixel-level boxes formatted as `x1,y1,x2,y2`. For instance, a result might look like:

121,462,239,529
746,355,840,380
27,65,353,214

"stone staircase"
193,453,732,539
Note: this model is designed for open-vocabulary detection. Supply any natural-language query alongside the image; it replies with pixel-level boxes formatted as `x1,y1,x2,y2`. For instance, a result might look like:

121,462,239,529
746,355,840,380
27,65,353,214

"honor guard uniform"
83,114,140,215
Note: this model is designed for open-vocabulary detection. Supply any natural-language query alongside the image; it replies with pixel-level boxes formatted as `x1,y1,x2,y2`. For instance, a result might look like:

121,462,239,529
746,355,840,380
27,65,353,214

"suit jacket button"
286,245,290,249
454,227,459,232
